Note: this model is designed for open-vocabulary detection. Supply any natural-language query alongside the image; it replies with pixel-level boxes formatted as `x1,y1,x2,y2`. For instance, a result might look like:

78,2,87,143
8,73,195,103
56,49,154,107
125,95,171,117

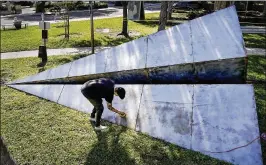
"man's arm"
107,102,126,117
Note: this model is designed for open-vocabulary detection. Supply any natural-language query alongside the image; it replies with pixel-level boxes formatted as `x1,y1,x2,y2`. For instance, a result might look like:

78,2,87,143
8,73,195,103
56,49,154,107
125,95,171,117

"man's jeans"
88,98,104,127
81,90,104,127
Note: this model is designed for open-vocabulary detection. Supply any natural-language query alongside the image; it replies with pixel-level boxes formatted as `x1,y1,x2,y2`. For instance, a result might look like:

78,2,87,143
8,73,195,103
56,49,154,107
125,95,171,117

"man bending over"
81,78,126,131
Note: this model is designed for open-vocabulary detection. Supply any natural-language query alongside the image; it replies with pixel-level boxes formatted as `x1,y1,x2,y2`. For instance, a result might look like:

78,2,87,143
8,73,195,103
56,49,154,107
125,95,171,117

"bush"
49,2,89,11
14,1,34,6
235,2,246,11
35,2,46,13
0,5,8,11
114,1,122,6
75,1,89,10
201,2,214,11
48,1,107,11
93,2,108,9
14,5,22,14
14,21,22,29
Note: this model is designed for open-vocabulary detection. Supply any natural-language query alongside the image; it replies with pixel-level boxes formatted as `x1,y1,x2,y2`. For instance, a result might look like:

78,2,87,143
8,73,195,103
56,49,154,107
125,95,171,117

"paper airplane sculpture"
11,6,247,85
8,6,262,165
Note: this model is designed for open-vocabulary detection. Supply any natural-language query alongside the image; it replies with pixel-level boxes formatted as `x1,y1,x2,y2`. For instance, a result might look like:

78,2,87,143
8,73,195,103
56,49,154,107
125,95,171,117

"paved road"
1,47,265,60
1,3,161,26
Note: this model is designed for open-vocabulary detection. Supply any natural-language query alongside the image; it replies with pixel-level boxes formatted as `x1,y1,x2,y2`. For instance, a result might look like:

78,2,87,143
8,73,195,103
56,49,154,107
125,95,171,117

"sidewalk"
1,47,265,60
1,47,111,59
241,26,266,34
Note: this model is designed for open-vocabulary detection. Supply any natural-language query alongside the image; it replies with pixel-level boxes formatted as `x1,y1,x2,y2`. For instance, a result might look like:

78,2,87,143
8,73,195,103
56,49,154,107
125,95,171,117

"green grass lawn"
1,54,265,164
1,13,265,53
1,16,158,53
243,34,266,49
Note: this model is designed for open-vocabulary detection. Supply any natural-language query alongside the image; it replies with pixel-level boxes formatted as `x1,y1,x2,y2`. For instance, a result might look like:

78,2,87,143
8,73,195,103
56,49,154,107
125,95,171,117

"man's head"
114,87,126,99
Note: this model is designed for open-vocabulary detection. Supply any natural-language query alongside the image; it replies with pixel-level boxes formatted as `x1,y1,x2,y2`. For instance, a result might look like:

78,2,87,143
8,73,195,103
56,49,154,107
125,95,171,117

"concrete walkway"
1,47,265,60
0,47,111,59
241,26,266,34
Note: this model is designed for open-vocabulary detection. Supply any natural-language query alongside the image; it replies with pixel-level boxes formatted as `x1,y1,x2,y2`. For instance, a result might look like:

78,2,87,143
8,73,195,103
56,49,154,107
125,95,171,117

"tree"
118,1,129,37
53,2,70,39
35,1,46,13
158,1,168,32
247,1,254,11
167,1,174,20
214,1,232,11
140,1,145,20
263,1,266,16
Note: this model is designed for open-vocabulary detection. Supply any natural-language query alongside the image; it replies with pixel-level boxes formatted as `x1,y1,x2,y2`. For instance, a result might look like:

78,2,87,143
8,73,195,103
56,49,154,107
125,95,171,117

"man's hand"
107,102,126,118
119,112,126,118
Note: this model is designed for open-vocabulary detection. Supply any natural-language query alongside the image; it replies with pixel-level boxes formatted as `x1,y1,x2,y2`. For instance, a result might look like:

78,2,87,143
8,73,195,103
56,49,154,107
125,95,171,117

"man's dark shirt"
81,78,115,103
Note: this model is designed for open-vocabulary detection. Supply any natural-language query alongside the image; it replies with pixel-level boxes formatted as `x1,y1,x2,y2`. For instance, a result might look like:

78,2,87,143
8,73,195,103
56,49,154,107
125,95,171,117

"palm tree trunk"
214,1,232,10
263,1,266,16
167,1,174,20
140,1,145,20
158,1,168,32
118,1,129,38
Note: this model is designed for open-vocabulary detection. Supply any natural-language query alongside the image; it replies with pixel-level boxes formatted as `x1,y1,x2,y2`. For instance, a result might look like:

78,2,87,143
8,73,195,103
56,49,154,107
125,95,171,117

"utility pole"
90,1,95,54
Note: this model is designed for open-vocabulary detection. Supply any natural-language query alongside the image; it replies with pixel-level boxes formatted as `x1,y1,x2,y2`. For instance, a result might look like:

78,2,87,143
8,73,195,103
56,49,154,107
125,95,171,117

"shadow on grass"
85,122,136,165
247,55,266,81
134,20,183,28
240,22,266,27
71,36,136,48
239,17,266,24
0,69,12,85
173,10,193,13
71,54,90,60
253,84,266,164
71,40,101,47
1,25,29,31
84,120,230,165
53,58,72,64
146,17,188,21
244,34,266,49
101,36,136,46
248,55,266,164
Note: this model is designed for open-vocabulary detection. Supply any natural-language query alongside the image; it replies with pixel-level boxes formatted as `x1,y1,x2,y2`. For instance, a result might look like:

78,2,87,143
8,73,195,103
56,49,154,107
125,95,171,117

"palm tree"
36,1,46,13
214,1,232,11
167,1,174,20
263,1,266,16
158,1,168,32
118,1,129,38
140,1,145,20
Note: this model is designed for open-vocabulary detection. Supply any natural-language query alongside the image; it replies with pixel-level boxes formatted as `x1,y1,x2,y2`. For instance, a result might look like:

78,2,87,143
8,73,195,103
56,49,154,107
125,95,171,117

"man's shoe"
89,117,96,122
95,125,108,131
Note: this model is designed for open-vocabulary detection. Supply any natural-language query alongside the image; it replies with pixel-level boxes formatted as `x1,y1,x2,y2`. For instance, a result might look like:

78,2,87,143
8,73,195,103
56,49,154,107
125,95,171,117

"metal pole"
90,1,94,54
38,13,48,65
41,13,46,47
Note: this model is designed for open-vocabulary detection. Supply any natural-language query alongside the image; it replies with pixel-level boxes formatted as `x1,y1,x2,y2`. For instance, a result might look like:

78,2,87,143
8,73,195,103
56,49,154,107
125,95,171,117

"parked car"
173,1,200,10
